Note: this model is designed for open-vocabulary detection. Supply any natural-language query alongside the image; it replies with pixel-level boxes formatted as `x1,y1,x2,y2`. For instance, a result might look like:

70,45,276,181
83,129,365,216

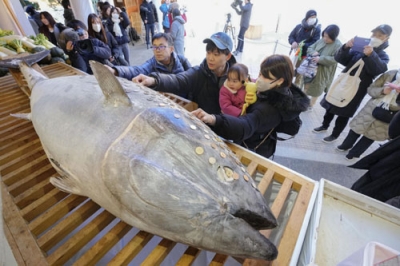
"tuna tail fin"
18,61,48,91
89,60,132,107
10,113,32,121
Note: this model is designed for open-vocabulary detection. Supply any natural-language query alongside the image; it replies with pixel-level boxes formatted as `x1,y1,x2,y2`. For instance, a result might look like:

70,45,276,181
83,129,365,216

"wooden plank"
140,238,177,266
46,210,116,265
258,169,275,195
2,184,48,265
73,221,132,266
175,246,201,266
37,199,101,252
14,175,56,209
28,194,86,236
20,187,68,222
273,182,314,265
210,253,229,265
107,231,153,266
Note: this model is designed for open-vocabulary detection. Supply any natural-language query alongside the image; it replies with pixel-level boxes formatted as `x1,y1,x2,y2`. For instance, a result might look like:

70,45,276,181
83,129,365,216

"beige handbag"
325,59,365,107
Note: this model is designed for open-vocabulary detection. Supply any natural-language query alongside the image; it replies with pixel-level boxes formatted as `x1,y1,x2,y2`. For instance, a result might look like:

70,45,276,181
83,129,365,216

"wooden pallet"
1,63,317,265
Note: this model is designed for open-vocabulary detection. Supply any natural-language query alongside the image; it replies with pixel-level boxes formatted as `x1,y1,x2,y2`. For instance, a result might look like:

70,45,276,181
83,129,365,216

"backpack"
128,26,140,45
275,115,302,140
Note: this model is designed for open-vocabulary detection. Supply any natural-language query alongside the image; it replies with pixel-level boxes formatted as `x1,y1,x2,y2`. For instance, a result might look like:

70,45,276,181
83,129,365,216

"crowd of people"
23,3,399,208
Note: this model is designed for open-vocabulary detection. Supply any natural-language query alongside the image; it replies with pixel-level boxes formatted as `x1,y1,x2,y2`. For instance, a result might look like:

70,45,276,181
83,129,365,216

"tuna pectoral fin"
89,60,131,107
48,159,84,196
50,176,83,196
10,113,32,121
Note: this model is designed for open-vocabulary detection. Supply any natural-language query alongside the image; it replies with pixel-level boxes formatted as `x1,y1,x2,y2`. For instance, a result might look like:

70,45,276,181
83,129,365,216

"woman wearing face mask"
314,24,392,144
192,54,310,158
87,13,128,66
288,10,321,88
101,4,131,65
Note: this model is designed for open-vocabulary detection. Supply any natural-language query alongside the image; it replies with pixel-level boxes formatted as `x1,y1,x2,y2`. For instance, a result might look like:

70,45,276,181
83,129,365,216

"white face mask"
256,78,277,92
307,18,317,26
92,24,101,33
112,13,119,19
369,37,384,48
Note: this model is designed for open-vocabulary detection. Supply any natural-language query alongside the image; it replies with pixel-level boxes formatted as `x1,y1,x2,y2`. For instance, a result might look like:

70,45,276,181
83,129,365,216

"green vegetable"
7,39,25,53
0,28,14,37
50,47,65,58
33,33,56,49
32,46,46,53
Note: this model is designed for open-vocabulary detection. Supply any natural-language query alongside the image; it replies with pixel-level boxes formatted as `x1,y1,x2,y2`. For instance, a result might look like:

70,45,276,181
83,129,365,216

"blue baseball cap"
203,32,233,52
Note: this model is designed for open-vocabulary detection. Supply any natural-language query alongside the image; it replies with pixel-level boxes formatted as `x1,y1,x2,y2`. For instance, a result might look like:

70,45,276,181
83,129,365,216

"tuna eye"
217,166,234,182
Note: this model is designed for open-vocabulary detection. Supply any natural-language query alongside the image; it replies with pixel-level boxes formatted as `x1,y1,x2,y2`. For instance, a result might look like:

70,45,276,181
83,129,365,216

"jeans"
340,130,374,157
236,26,248,52
120,42,130,65
145,23,155,46
322,111,350,138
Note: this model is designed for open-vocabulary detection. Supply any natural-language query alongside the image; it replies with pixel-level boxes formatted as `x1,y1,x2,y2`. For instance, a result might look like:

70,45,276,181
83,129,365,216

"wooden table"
1,63,316,265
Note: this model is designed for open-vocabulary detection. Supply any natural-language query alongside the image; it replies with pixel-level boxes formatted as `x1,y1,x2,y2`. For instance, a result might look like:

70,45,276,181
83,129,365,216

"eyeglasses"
151,45,168,51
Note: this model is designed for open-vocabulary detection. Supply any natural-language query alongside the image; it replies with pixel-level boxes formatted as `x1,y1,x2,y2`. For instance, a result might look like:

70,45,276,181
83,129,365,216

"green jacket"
305,38,342,97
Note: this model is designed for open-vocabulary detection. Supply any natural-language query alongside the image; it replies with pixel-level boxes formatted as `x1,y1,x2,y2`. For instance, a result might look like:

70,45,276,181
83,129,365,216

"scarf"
374,72,400,110
112,18,123,37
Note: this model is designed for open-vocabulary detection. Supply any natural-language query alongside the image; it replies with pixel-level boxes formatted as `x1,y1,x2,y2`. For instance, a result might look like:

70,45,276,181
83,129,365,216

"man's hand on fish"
192,108,216,125
132,74,156,87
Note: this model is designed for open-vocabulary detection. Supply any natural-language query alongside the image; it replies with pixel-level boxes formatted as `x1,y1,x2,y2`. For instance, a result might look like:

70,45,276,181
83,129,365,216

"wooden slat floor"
1,63,316,266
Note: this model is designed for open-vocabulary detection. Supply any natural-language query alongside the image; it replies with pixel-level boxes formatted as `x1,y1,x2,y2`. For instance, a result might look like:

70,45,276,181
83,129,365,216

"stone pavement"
126,34,384,188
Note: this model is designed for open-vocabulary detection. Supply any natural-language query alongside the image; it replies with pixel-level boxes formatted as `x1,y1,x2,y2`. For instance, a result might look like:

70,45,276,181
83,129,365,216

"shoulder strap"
346,59,364,77
242,128,274,152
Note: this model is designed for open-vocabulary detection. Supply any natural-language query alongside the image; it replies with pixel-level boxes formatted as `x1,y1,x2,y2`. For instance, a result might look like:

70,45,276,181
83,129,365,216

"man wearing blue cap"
132,32,237,115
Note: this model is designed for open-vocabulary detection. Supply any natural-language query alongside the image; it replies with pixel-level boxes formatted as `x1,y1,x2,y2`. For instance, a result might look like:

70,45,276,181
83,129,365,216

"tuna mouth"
232,208,278,230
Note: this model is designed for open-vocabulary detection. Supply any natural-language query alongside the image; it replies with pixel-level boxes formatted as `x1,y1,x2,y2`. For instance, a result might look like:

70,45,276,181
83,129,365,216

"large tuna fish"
18,61,278,260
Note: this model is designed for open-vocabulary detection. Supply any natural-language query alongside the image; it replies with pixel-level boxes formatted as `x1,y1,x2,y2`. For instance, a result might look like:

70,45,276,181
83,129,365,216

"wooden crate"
1,63,317,265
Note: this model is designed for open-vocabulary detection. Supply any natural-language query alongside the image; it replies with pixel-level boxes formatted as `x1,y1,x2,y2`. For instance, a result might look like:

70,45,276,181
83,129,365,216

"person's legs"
145,24,150,48
332,115,350,138
313,110,335,132
236,26,247,53
121,43,130,65
150,23,155,40
323,115,349,142
347,136,374,158
337,129,360,151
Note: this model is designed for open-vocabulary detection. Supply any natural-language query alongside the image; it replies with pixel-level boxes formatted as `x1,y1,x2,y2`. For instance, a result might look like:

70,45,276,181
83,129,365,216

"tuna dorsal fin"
89,60,132,107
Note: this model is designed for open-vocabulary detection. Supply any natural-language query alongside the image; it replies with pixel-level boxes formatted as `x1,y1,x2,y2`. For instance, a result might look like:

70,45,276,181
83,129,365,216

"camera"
74,39,93,54
230,0,242,9
226,13,231,23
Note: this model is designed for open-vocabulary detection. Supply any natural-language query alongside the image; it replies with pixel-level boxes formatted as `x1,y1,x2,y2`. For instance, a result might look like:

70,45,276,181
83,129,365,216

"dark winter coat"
114,52,191,80
350,135,400,203
140,1,159,24
238,2,253,29
320,42,389,117
103,12,130,45
67,38,111,74
212,86,309,158
149,56,237,115
288,20,321,57
63,8,75,26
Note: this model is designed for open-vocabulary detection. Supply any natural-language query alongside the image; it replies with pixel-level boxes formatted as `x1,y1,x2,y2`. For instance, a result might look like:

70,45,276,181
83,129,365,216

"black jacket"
321,42,389,117
350,135,400,203
103,12,130,45
212,85,309,158
288,20,321,57
150,56,237,114
140,1,159,24
67,38,111,74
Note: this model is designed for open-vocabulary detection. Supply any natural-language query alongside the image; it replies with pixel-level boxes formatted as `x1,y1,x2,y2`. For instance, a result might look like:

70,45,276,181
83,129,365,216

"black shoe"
323,135,337,143
345,154,359,160
312,126,328,133
336,144,351,152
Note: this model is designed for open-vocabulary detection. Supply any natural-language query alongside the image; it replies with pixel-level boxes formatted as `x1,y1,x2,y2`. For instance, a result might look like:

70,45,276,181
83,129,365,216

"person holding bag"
336,69,400,160
303,24,342,111
313,24,392,143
